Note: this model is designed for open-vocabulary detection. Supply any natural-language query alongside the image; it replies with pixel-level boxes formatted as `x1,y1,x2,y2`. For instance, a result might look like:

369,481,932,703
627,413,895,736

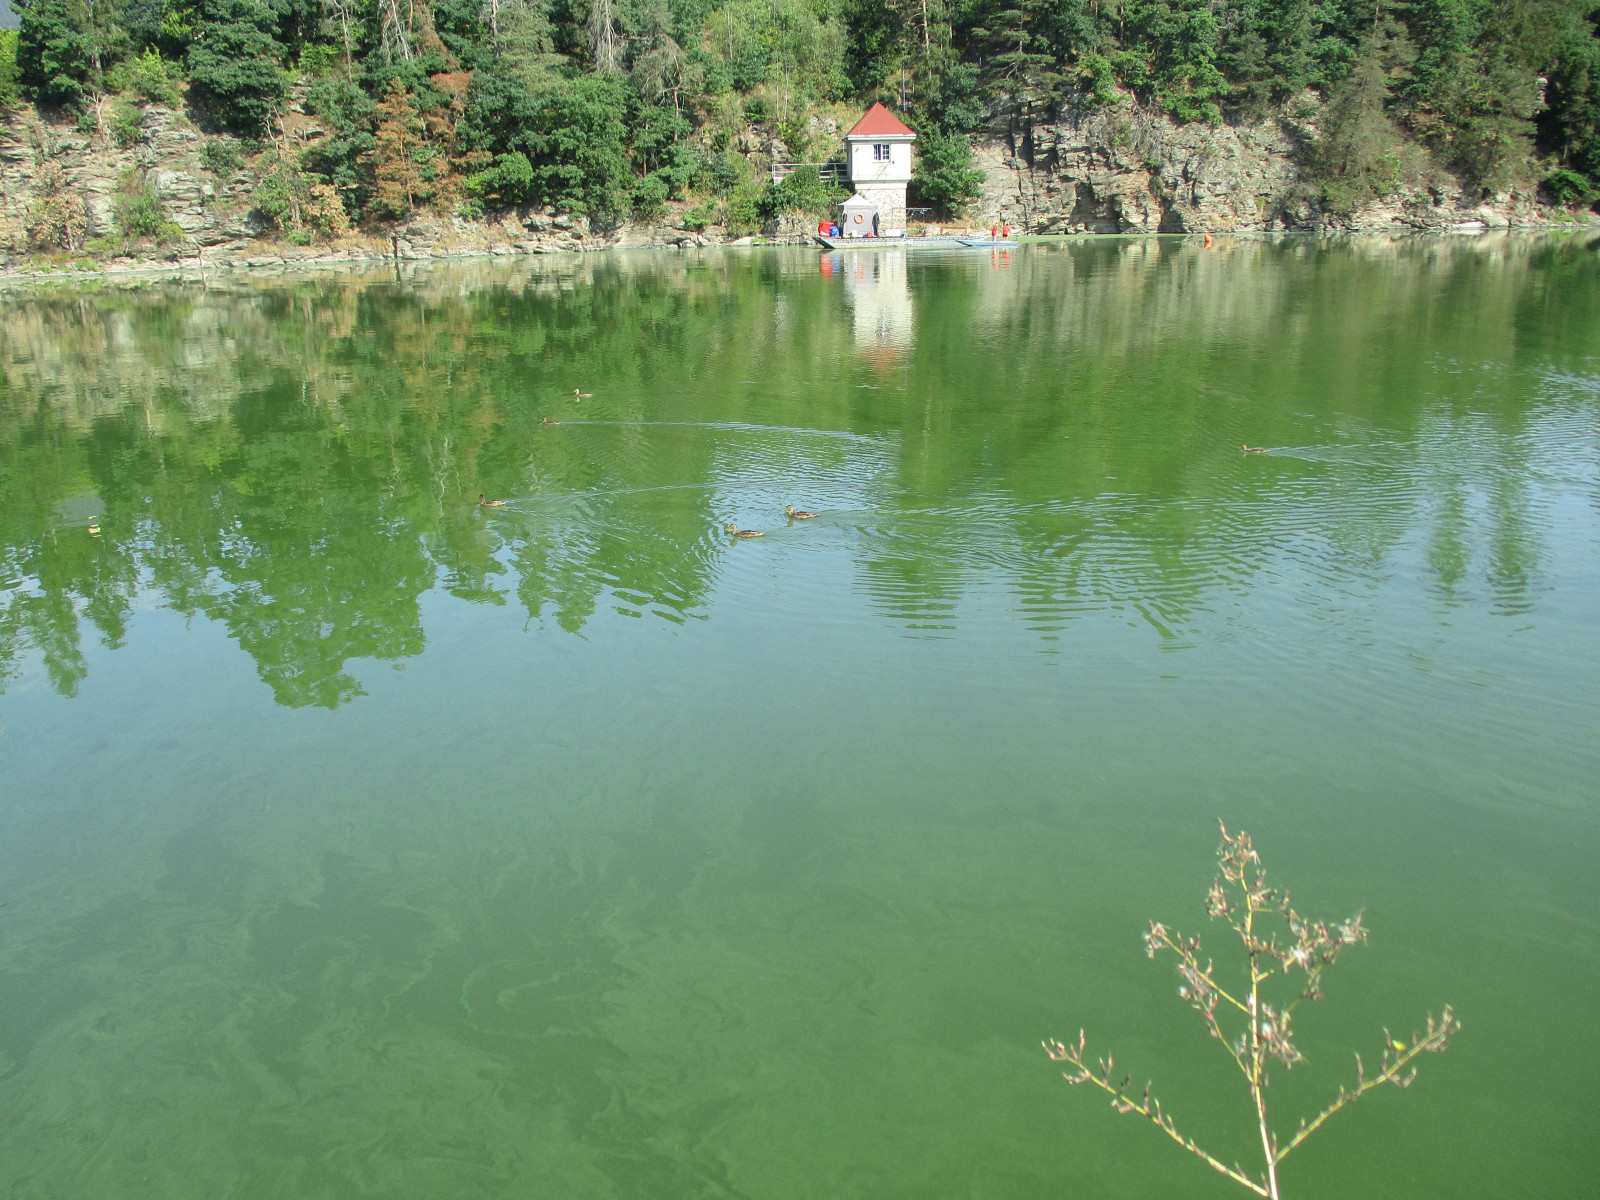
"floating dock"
814,235,1018,250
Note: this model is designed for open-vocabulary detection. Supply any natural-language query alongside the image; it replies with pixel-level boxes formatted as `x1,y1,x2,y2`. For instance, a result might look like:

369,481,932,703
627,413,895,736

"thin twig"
1277,1009,1459,1160
1044,1033,1270,1197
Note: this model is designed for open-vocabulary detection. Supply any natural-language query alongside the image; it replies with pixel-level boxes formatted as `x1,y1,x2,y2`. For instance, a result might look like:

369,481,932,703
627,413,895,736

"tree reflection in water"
2,237,1595,705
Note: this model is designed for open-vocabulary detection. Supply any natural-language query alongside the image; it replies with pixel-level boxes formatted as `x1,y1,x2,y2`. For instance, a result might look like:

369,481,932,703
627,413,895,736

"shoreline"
1,223,1595,290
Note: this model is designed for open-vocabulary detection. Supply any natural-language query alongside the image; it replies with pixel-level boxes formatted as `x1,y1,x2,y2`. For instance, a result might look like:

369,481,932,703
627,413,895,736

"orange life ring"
852,212,865,225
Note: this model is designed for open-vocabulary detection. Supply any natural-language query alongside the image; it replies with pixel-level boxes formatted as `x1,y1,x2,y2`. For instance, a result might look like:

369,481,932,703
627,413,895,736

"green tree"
910,126,986,216
1310,16,1417,212
1415,46,1542,188
969,0,1063,109
842,0,904,93
463,149,536,204
1406,0,1480,99
632,2,691,114
486,0,563,85
1541,19,1600,183
1127,0,1231,123
18,0,96,105
186,0,288,135
0,29,21,108
461,67,633,218
523,73,633,219
300,74,376,212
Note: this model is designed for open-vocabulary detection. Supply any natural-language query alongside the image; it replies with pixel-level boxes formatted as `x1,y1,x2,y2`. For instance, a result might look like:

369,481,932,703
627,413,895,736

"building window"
873,144,891,162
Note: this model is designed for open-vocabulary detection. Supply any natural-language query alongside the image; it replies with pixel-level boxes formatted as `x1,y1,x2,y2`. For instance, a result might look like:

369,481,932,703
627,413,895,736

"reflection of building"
842,249,912,362
839,103,916,235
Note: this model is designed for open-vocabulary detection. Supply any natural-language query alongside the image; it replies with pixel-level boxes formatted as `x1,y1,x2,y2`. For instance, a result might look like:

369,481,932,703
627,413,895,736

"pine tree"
366,80,428,217
1313,15,1417,210
969,0,1062,110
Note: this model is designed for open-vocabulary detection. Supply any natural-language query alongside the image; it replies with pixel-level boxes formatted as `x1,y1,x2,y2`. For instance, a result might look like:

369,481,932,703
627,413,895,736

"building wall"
854,183,908,231
847,141,914,185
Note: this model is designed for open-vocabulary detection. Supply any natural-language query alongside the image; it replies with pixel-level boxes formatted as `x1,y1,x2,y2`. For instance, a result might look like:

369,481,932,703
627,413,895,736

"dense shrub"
108,99,146,147
109,48,181,106
722,183,763,234
251,163,309,231
27,160,88,249
200,138,243,177
632,171,671,220
114,170,167,238
463,151,536,206
1542,167,1596,208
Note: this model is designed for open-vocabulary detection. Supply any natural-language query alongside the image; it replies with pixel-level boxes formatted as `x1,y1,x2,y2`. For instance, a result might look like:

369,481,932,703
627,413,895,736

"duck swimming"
725,523,763,538
479,493,508,507
1240,444,1267,453
783,505,816,519
573,388,592,398
541,416,559,426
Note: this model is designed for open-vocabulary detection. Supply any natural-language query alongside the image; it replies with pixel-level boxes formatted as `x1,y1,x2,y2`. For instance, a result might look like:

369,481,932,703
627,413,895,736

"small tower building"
841,102,916,235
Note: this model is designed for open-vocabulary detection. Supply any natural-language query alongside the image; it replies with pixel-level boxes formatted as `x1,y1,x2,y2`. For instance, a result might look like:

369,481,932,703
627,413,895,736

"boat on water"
814,235,1018,250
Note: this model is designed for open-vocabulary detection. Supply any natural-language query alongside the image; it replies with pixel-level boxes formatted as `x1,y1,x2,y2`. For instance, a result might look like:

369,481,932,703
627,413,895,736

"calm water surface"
1,237,1597,1199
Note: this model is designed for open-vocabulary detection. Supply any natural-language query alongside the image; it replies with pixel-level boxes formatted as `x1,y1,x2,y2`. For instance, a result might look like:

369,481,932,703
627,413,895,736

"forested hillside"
0,0,1597,254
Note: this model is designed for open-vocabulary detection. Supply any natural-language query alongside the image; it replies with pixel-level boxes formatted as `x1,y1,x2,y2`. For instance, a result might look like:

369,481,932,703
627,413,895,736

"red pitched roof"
846,102,915,139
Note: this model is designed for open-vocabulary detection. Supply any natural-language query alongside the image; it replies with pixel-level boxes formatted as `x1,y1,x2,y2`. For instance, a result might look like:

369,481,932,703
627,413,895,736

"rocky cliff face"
0,102,733,276
1,94,1591,283
0,106,263,256
967,102,1584,235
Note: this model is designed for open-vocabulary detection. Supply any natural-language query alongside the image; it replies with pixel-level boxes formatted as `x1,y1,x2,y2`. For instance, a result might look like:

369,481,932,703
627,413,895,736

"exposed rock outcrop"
0,106,267,256
968,102,1588,235
0,103,762,279
1,94,1592,284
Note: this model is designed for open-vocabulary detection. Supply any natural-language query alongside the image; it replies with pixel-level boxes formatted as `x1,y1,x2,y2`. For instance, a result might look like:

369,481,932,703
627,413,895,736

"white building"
840,103,916,236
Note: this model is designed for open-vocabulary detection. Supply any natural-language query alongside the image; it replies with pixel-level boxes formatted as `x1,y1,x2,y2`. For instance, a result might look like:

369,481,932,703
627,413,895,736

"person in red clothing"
991,222,999,239
1002,222,1012,238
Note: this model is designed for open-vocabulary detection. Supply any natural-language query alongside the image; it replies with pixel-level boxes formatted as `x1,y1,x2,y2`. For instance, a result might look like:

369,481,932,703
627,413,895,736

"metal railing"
770,162,847,184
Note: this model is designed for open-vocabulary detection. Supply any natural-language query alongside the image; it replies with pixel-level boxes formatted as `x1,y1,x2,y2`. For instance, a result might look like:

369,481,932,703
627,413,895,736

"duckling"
725,523,763,538
1240,444,1267,454
479,493,508,507
783,505,817,519
541,416,559,426
573,388,592,399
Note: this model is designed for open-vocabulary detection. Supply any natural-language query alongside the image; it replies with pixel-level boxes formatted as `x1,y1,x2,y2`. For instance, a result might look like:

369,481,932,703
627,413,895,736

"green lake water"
1,237,1597,1199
